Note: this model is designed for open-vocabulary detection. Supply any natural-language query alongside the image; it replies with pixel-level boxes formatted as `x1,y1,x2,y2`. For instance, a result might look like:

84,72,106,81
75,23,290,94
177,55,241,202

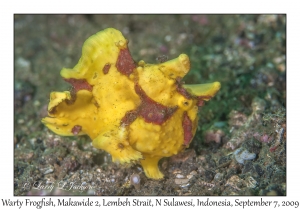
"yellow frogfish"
42,28,220,179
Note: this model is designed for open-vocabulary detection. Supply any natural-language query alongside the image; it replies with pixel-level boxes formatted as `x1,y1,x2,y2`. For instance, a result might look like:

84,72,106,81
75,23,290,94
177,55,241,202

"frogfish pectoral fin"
140,155,164,179
92,128,143,164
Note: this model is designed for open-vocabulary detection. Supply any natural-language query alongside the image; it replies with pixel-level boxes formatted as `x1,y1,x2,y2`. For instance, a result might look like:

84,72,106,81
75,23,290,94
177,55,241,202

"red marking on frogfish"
65,87,77,105
103,63,111,74
134,84,178,125
121,110,138,126
72,125,82,135
197,99,205,107
177,85,192,99
176,78,192,100
116,48,136,76
64,78,93,92
182,112,193,146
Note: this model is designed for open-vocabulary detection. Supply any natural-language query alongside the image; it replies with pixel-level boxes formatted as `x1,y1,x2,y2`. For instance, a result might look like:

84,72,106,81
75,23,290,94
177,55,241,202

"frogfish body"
42,28,220,179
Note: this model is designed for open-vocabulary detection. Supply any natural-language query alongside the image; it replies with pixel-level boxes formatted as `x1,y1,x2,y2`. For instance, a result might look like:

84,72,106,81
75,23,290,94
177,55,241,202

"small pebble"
246,176,257,188
180,183,190,188
214,173,223,182
234,148,256,164
187,174,193,179
175,178,189,185
225,175,242,191
189,170,197,176
172,169,182,174
176,174,185,179
40,167,54,175
87,189,95,195
130,174,141,190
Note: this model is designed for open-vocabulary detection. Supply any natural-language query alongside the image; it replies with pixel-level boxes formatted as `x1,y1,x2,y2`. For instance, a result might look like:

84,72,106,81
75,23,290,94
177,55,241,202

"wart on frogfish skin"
102,63,111,74
72,125,82,135
41,28,221,179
